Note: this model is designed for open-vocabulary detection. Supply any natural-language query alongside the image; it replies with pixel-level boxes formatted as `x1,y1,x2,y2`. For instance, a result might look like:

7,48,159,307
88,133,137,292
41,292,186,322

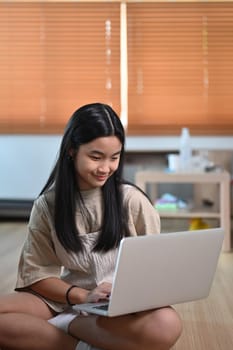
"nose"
98,160,110,174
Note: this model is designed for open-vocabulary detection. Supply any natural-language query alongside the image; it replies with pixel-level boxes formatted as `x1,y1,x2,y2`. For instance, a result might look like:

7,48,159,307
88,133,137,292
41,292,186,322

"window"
1,1,233,135
0,2,120,133
127,2,233,135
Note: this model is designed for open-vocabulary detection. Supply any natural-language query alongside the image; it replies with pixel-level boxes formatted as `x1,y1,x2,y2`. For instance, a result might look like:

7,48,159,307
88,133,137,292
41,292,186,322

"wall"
0,135,233,200
0,135,61,200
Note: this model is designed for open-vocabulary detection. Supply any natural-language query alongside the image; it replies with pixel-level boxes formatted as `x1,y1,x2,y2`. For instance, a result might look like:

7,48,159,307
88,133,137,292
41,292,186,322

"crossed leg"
0,292,78,350
0,292,182,350
69,306,182,350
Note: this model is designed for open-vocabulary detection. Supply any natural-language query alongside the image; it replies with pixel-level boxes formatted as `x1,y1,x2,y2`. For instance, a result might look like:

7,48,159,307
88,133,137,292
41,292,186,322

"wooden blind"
127,2,233,135
0,2,120,133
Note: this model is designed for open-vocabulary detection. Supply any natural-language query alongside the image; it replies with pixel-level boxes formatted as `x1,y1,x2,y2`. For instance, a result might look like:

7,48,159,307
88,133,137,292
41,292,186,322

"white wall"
1,135,233,200
126,135,233,152
0,135,61,200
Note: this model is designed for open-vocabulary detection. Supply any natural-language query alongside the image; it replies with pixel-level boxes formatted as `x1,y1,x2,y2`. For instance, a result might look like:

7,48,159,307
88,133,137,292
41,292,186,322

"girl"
0,103,182,350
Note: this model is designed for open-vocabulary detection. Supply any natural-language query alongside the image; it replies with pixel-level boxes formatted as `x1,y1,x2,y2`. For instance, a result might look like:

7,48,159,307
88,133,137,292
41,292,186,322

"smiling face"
72,136,122,190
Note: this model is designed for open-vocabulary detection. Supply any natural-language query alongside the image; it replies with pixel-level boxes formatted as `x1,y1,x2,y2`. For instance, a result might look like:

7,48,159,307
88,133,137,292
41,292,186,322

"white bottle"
179,127,192,171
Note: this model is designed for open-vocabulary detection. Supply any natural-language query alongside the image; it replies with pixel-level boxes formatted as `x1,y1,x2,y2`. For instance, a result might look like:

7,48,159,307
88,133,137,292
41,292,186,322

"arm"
30,278,111,305
30,277,88,304
124,185,161,235
17,194,111,305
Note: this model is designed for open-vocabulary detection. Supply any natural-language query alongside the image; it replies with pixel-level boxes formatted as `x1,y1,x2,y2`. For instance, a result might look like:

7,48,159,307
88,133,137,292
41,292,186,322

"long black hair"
40,103,129,252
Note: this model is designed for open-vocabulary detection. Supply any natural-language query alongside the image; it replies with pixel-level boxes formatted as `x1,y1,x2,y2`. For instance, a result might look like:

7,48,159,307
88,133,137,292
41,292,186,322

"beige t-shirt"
16,184,160,312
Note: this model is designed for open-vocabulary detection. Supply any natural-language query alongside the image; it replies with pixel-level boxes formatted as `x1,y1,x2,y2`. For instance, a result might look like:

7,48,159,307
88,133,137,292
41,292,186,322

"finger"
97,283,112,293
98,282,112,289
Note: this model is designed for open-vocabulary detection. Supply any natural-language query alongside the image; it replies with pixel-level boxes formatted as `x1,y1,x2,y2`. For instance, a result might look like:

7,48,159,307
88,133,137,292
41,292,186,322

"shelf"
135,170,231,252
157,210,221,219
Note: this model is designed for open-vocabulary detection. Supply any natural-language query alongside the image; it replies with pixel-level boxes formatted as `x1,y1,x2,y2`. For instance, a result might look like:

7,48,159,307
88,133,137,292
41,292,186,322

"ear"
67,148,75,161
69,148,74,157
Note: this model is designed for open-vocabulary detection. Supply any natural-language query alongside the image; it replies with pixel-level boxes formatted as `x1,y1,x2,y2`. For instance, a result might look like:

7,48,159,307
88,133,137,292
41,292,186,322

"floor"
0,221,233,349
173,251,233,349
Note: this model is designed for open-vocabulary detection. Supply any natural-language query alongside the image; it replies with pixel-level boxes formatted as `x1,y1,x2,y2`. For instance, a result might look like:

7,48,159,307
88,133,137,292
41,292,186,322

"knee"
140,307,183,350
0,314,11,345
156,307,182,348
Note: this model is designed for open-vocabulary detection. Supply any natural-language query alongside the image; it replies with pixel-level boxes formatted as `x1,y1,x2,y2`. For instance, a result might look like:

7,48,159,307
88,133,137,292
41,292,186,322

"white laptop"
74,228,224,317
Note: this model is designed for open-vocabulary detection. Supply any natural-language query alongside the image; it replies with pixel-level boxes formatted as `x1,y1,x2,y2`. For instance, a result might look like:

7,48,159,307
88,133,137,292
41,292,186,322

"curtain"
127,2,233,135
0,2,120,133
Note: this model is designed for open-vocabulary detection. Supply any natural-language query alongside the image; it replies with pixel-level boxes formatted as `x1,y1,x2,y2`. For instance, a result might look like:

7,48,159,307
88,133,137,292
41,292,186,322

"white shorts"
76,341,101,350
48,309,102,350
48,308,79,333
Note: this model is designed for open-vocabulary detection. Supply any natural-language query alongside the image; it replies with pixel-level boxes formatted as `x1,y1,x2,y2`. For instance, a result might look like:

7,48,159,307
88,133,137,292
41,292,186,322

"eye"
90,155,101,161
111,156,120,161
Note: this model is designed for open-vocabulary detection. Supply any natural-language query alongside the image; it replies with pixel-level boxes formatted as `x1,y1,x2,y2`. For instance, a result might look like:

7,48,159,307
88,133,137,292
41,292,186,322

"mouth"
95,175,108,182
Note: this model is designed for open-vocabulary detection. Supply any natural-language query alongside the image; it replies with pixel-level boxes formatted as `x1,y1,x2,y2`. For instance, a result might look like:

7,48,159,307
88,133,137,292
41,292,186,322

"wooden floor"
173,251,233,350
0,221,233,349
0,221,27,294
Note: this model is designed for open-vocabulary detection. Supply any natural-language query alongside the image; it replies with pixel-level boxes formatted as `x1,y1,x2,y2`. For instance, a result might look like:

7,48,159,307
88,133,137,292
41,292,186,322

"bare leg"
0,313,78,350
69,306,182,350
0,292,78,350
0,292,55,318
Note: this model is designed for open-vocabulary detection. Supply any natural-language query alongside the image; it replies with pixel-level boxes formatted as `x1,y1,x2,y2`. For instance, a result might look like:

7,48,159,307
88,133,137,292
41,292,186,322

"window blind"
1,1,233,135
127,2,233,135
0,2,120,133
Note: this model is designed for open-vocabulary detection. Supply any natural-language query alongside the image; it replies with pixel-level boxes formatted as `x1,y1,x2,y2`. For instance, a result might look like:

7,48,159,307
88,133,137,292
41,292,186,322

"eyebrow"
90,150,121,156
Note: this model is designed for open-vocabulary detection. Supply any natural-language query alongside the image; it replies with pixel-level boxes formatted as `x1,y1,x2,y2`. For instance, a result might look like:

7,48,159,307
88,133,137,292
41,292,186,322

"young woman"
0,103,182,350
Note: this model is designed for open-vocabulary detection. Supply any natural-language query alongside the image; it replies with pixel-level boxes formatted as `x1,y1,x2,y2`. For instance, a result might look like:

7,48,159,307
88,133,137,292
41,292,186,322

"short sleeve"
123,185,161,236
15,196,62,289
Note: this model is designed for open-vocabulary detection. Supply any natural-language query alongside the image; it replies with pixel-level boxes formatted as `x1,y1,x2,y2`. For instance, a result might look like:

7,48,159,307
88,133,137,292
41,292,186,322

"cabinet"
135,170,231,252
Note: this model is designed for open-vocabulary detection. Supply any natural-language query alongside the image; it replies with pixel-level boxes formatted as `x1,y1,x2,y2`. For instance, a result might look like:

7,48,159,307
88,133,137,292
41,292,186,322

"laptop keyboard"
92,304,109,311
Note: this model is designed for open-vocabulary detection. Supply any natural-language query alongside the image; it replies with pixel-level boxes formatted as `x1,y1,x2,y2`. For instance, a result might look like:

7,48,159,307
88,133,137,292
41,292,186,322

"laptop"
73,228,224,317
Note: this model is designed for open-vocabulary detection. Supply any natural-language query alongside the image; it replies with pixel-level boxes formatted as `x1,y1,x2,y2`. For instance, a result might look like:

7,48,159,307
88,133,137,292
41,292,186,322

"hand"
86,282,112,303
